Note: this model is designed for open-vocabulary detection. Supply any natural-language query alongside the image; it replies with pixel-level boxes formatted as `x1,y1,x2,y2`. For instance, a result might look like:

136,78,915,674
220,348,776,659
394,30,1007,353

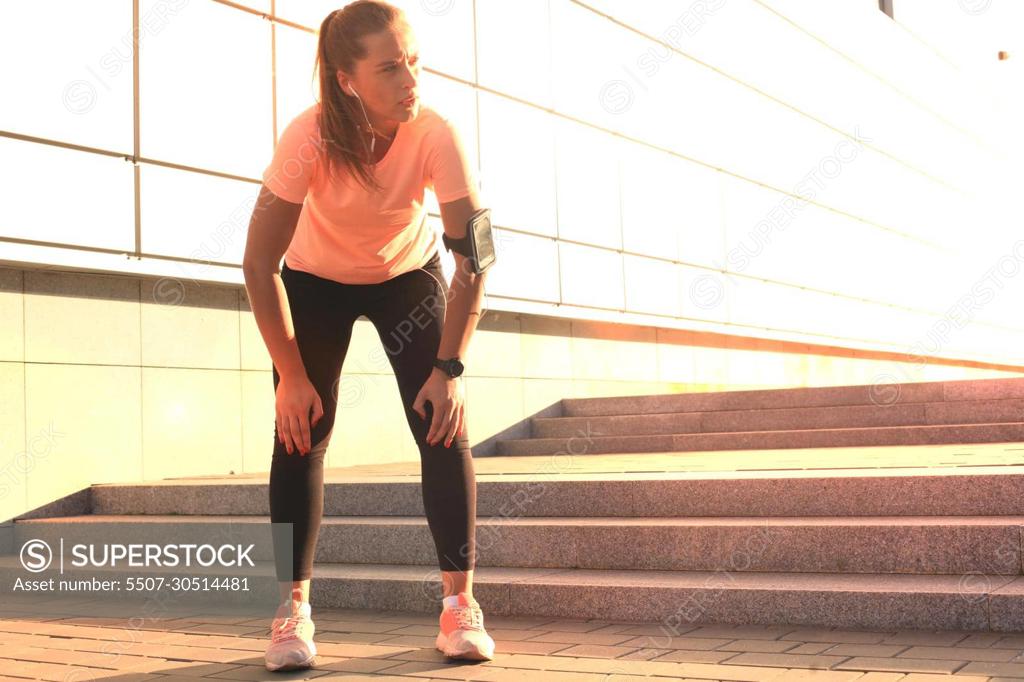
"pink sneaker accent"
436,592,496,660
264,600,317,671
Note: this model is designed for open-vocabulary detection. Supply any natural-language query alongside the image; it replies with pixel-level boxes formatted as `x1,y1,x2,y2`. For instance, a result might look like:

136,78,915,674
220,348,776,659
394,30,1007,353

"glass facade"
1,0,1020,359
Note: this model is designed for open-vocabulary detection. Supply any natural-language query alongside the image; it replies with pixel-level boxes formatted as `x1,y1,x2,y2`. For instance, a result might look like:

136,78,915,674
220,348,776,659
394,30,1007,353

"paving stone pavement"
2,603,1024,681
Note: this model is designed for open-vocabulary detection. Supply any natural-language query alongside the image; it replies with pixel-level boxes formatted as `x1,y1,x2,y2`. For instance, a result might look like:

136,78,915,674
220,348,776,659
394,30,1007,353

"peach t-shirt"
261,102,477,284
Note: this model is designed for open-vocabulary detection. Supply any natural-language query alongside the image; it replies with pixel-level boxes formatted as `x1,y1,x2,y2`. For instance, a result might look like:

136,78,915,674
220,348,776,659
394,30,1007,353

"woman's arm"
242,184,307,382
413,187,489,447
434,187,489,373
243,184,328,455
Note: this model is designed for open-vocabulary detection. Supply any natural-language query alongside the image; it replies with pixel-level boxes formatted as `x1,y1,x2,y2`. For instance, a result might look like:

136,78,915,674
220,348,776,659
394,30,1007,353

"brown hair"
314,1,409,194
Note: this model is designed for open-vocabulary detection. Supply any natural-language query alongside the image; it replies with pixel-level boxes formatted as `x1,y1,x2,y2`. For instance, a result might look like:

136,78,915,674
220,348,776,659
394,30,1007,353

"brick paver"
2,606,1024,681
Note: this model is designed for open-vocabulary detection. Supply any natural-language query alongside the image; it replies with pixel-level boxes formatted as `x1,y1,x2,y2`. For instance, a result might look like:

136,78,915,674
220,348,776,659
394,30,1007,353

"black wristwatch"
433,356,464,379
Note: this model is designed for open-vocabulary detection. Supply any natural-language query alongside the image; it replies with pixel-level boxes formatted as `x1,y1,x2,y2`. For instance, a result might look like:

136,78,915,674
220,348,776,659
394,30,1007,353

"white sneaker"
264,600,317,671
436,592,495,661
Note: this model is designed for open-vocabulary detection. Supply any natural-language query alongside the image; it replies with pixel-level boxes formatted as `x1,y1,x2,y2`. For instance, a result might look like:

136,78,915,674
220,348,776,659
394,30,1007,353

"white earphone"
346,84,392,156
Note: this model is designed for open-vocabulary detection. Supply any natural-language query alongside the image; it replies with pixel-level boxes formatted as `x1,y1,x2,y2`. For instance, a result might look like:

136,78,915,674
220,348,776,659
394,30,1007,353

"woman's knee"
272,421,335,461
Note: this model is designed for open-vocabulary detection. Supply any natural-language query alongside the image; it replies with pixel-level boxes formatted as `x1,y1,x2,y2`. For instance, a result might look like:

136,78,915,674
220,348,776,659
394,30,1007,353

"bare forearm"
242,268,308,382
437,270,486,360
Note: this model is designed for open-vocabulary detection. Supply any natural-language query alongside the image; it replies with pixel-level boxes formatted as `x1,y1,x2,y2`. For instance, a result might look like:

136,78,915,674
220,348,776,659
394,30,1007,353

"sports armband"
441,207,496,275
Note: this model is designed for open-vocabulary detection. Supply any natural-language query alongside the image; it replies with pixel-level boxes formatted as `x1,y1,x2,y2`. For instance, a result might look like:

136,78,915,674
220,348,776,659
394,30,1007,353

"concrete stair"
5,462,1024,631
10,513,1024,574
5,376,1024,632
497,376,1024,455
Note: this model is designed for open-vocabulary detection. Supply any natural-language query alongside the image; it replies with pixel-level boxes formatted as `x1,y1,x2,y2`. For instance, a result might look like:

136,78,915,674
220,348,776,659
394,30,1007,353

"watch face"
450,359,464,376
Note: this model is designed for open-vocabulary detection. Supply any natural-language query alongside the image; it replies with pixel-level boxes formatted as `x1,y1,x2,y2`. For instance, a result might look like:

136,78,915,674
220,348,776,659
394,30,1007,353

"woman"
242,0,495,671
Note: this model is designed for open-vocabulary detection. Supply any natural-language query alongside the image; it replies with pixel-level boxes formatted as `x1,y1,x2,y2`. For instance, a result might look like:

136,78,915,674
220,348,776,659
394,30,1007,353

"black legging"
269,249,476,581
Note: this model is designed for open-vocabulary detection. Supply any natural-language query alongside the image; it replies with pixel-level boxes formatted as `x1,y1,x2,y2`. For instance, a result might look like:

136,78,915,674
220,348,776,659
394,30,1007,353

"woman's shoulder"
297,102,322,131
412,103,459,142
415,102,443,123
278,102,322,141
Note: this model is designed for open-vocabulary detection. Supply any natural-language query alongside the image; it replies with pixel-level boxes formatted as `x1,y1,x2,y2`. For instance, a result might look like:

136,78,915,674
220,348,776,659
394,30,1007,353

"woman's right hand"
275,373,324,455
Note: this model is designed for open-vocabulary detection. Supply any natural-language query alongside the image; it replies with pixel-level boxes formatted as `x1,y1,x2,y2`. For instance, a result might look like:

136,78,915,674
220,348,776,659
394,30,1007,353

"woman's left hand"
412,369,466,448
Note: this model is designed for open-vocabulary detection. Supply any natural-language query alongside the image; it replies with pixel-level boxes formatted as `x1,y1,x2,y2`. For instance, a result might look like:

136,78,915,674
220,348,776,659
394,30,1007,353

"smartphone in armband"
442,207,496,275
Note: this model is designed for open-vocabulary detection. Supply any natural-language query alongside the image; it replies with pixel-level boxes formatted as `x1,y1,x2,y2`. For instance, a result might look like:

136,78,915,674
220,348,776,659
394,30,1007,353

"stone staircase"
499,375,1024,455
6,376,1024,632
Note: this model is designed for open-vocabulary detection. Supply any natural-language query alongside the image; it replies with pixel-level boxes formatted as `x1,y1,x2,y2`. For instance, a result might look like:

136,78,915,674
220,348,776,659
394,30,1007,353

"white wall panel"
0,0,134,154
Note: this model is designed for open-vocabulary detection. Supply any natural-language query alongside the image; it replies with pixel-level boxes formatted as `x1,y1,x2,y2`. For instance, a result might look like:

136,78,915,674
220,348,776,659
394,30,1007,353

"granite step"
532,398,1024,438
12,513,1024,575
0,556,1021,632
498,423,1024,456
560,376,1024,418
87,467,1024,517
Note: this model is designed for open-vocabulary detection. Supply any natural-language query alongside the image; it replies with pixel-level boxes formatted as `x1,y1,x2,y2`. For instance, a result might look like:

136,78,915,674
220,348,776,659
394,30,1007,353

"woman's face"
338,23,421,128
